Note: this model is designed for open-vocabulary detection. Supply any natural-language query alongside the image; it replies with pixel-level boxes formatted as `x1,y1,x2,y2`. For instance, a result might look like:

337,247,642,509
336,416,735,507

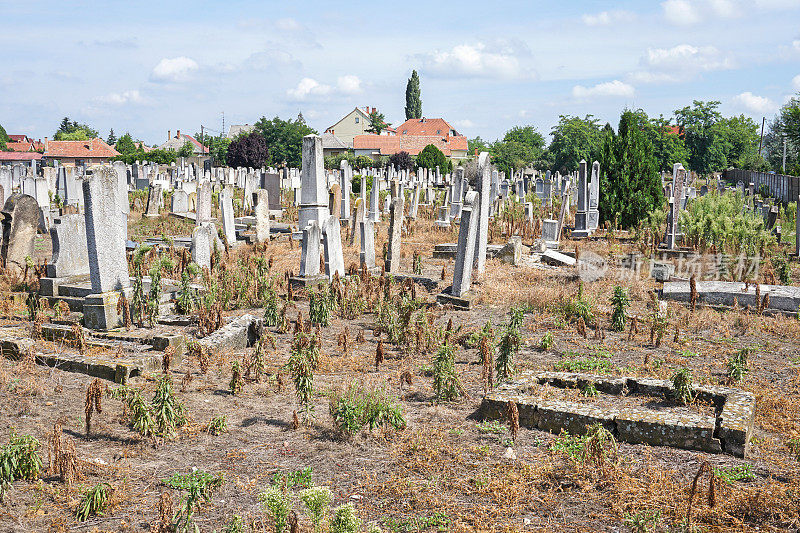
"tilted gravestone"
254,189,270,243
451,191,479,298
299,221,322,278
360,218,375,269
191,225,212,269
473,156,491,275
385,195,404,273
81,166,130,330
145,184,162,217
1,194,40,275
322,215,345,280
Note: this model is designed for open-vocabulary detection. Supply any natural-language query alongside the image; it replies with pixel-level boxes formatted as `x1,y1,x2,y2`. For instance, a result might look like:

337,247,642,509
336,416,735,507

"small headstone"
322,215,345,279
360,219,375,269
386,196,404,273
171,190,190,214
145,184,162,217
0,194,39,275
254,189,270,243
299,221,322,278
191,225,211,269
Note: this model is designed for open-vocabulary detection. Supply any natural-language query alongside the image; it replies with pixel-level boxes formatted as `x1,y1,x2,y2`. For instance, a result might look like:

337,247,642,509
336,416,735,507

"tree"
366,109,391,135
227,132,268,168
548,115,603,173
416,144,451,173
254,115,317,167
404,70,422,120
353,155,374,170
763,115,798,175
674,100,729,174
115,133,137,154
468,136,490,155
387,151,413,171
503,125,545,152
176,141,195,158
598,109,664,229
106,129,117,146
780,94,800,173
646,115,688,172
202,134,232,166
54,117,98,140
721,114,764,170
490,141,536,177
0,123,7,151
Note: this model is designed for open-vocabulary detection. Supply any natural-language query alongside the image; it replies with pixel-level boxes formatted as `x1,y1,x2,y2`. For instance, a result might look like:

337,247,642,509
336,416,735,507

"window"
355,117,359,123
436,129,441,134
402,130,407,134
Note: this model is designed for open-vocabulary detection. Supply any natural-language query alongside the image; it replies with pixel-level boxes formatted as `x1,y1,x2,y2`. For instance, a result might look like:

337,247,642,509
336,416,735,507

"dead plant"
376,340,385,370
85,379,103,436
506,400,519,442
577,317,587,339
162,346,174,373
690,275,698,311
686,461,717,528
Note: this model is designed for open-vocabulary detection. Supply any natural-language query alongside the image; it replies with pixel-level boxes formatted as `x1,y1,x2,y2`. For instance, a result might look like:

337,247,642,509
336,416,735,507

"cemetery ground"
2,209,800,532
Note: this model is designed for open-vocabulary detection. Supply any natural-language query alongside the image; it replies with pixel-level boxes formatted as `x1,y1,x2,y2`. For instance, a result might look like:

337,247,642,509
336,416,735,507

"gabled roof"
5,141,35,152
325,107,371,133
7,135,31,143
158,133,209,154
354,134,468,156
396,118,459,137
43,138,120,159
0,151,43,161
321,133,351,150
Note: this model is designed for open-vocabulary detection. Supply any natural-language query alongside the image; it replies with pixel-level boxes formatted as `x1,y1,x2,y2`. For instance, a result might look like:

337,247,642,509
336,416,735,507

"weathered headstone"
386,196,404,273
145,184,162,217
348,198,364,247
542,219,559,249
0,194,39,275
298,135,328,231
191,225,213,270
473,157,491,275
588,161,600,231
81,167,130,330
220,188,236,245
322,215,345,279
171,190,190,214
451,192,479,298
254,189,270,243
360,218,375,269
196,181,212,225
572,160,589,238
299,221,322,278
45,215,89,279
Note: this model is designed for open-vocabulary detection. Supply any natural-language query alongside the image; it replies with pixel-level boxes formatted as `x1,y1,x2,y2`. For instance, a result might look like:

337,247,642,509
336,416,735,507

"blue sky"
1,0,799,145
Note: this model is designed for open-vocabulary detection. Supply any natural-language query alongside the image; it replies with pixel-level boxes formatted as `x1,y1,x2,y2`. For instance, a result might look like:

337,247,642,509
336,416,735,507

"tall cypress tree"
405,70,422,120
598,109,664,229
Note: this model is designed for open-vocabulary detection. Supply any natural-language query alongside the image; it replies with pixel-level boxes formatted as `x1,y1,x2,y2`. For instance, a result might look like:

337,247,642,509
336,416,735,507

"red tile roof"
354,133,468,156
5,141,35,152
182,134,209,154
0,151,43,161
396,118,459,137
7,135,30,143
43,138,120,159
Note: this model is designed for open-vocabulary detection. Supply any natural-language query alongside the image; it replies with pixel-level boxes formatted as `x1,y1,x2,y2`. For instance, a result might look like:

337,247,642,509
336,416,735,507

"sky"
1,0,799,146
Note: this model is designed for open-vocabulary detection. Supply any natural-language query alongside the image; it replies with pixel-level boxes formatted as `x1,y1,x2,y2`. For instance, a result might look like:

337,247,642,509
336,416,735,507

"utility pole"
221,112,225,139
783,137,787,174
758,116,766,156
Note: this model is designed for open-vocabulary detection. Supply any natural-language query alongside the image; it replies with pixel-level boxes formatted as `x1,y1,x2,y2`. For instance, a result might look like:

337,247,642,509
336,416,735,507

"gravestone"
328,183,341,222
451,192,479,298
322,215,345,280
40,215,90,298
542,219,559,249
449,167,465,220
145,184,162,217
386,196,404,273
81,167,130,330
572,160,590,238
339,160,351,220
171,190,190,214
261,173,281,210
196,182,212,225
298,135,328,231
588,161,600,231
191,224,212,269
360,218,375,269
348,198,364,247
254,189,270,243
299,221,322,278
473,156,491,275
1,194,39,275
435,206,450,228
665,164,685,249
220,188,236,245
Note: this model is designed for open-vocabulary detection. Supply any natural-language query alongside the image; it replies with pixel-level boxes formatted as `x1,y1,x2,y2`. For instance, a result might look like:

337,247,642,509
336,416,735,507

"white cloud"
794,40,800,51
662,0,702,25
732,92,777,113
452,119,474,129
336,75,362,94
275,17,302,32
572,80,635,99
632,44,734,83
709,0,742,17
150,57,198,82
287,78,332,100
793,74,800,91
581,10,636,26
286,75,362,101
418,41,534,79
100,89,145,105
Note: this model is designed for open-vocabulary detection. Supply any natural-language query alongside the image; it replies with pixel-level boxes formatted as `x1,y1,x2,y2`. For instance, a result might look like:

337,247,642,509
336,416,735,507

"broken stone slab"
662,280,800,313
197,314,261,354
497,236,523,266
432,243,503,260
650,262,675,282
436,287,477,310
616,408,722,454
540,249,576,267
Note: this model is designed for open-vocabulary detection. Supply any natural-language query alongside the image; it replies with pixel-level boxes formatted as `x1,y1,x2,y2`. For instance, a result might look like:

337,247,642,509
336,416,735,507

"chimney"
168,130,171,140
44,137,48,151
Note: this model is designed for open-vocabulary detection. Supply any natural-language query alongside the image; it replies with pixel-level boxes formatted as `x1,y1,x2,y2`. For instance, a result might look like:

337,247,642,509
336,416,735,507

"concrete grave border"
480,370,755,457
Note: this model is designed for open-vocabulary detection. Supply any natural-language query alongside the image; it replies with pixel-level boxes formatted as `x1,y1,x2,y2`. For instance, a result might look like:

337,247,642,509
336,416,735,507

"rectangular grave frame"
480,370,755,457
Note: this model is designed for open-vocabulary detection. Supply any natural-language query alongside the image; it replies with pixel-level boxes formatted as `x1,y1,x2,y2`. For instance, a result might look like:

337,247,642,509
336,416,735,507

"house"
0,151,42,167
353,117,468,162
227,124,255,139
42,138,120,167
5,135,44,152
157,130,209,155
325,106,384,145
321,133,351,158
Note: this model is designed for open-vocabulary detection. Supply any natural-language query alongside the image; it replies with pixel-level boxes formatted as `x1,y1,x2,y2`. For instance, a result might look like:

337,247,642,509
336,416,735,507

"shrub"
387,151,414,171
432,341,462,402
610,286,629,332
164,470,224,533
151,375,187,438
540,331,554,351
259,486,291,533
496,312,521,383
288,333,316,420
0,432,42,500
727,348,751,381
672,367,694,405
309,284,336,326
76,482,113,521
329,381,406,438
330,503,362,533
299,486,333,533
416,144,452,173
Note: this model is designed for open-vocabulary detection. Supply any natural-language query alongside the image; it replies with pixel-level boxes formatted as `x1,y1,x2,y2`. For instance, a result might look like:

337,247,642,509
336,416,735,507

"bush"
299,486,333,533
0,432,42,500
259,486,291,533
432,341,462,402
415,144,452,173
610,286,629,332
76,482,113,521
330,503,361,533
387,151,414,171
354,155,375,170
329,381,406,438
672,367,694,405
164,470,224,533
